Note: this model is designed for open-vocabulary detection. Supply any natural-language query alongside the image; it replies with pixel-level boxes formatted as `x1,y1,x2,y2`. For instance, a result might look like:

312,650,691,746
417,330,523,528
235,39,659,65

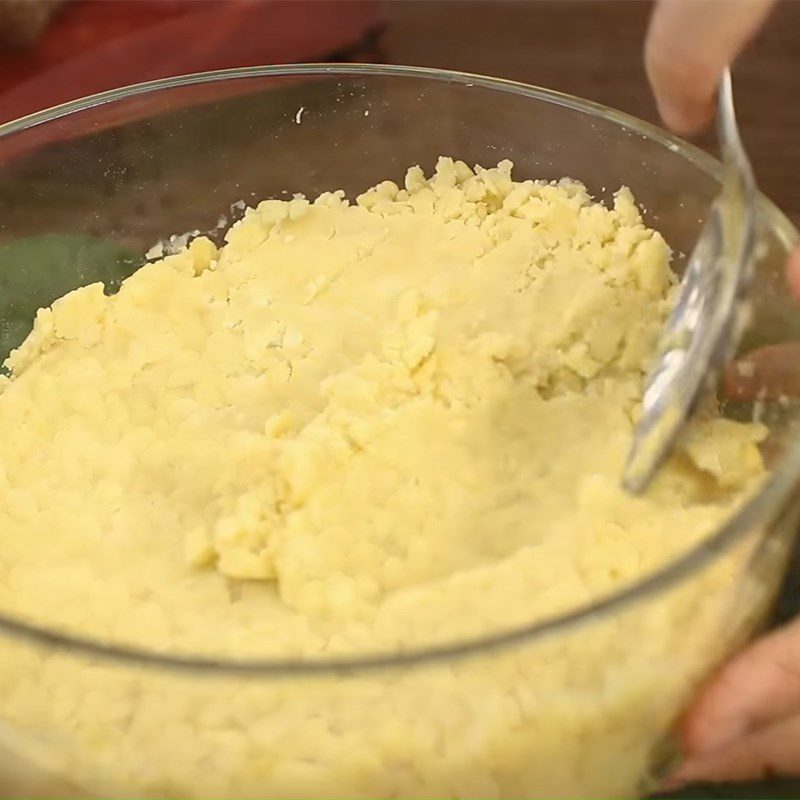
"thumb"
645,0,776,135
671,714,800,784
680,615,800,756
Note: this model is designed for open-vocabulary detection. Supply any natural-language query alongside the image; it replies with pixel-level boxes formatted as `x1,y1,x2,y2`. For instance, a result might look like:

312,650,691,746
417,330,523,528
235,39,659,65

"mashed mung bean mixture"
0,159,768,798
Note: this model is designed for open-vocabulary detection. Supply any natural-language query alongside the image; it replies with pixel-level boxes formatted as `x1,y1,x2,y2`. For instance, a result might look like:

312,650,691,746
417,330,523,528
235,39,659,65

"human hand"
644,0,800,357
669,615,800,784
666,248,800,787
644,1,800,784
645,0,777,136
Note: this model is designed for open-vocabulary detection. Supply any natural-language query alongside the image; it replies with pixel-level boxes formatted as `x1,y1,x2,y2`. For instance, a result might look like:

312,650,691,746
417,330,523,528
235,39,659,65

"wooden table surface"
383,0,800,229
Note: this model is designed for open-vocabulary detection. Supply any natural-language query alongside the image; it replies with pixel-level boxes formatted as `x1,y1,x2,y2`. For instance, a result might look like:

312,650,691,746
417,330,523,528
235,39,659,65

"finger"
724,343,800,400
645,0,776,135
681,616,800,756
786,246,800,302
671,713,800,785
723,248,800,400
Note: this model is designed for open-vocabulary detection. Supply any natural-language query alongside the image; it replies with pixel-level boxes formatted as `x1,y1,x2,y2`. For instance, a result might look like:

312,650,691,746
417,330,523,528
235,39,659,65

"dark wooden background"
382,0,800,229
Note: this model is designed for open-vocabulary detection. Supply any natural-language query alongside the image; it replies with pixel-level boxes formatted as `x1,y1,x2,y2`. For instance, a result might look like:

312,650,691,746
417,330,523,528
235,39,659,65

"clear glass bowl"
0,64,798,799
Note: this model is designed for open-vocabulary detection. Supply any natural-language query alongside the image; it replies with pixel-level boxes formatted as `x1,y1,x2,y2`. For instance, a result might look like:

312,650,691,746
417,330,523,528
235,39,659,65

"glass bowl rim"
0,62,797,676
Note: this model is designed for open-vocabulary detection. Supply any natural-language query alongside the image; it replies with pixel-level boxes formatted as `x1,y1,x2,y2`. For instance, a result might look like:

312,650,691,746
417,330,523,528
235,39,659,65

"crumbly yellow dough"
0,158,770,798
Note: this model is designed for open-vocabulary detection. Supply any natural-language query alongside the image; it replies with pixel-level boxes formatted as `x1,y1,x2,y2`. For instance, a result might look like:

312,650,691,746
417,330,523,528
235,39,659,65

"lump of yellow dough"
683,417,768,489
0,156,766,643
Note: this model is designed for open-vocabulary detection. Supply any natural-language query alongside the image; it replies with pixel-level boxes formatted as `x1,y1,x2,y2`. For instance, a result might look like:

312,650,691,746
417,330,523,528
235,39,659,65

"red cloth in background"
0,0,383,124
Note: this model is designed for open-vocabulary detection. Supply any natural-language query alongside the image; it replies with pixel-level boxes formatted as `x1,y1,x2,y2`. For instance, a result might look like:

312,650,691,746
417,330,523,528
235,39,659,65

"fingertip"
680,696,748,756
645,0,778,136
670,713,800,785
644,5,721,137
655,97,714,137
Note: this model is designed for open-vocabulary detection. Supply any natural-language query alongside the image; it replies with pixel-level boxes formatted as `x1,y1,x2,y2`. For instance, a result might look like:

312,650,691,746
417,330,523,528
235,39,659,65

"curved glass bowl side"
1,499,797,799
0,64,797,672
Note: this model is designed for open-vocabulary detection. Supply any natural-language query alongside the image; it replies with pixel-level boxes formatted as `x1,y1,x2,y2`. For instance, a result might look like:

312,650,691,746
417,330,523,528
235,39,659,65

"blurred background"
0,0,797,225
